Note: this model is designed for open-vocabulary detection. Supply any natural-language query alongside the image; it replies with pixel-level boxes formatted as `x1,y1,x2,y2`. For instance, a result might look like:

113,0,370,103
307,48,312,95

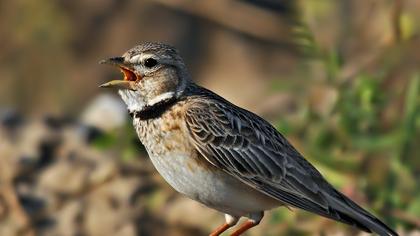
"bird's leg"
209,214,239,236
229,212,263,236
229,221,256,236
210,223,230,236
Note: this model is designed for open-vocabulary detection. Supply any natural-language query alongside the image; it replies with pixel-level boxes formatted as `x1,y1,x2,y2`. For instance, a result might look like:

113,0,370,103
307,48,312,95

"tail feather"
326,189,398,236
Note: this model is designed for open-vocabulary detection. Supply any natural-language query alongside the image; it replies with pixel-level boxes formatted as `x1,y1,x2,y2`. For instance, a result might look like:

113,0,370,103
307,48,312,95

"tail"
325,189,398,236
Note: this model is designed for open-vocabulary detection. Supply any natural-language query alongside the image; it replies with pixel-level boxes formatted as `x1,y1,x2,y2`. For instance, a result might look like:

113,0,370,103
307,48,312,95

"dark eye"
144,58,158,68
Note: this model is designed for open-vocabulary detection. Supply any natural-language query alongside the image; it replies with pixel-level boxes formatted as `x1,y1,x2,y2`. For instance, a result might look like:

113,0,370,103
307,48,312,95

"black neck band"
130,97,177,120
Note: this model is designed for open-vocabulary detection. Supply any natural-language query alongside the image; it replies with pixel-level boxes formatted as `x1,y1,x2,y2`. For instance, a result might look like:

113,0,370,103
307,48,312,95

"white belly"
148,151,280,216
133,115,280,216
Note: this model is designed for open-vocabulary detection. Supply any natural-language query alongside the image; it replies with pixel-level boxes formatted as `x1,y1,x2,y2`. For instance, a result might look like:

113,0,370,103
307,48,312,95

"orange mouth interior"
120,67,140,81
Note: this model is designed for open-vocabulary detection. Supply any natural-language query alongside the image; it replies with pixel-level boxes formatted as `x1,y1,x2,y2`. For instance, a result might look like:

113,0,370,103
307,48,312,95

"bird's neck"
130,96,178,120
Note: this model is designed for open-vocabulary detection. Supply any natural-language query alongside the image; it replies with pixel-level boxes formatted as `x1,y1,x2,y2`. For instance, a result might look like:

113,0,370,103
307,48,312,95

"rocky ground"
0,95,217,236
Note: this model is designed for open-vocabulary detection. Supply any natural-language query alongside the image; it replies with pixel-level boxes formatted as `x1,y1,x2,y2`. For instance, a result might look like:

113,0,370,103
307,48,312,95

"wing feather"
181,86,397,236
185,101,330,212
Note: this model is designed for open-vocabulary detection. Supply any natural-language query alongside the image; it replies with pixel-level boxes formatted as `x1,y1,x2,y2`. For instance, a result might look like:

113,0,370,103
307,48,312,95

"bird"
99,42,398,236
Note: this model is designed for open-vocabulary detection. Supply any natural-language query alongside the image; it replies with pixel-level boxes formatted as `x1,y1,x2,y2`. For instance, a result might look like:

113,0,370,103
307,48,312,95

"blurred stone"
39,161,88,195
84,195,123,236
96,177,144,208
81,94,127,132
88,159,117,186
84,176,145,236
165,197,219,231
0,109,23,131
53,200,82,236
43,115,72,131
0,219,19,236
37,138,61,168
81,125,104,144
16,120,61,170
0,196,7,220
19,194,46,218
115,223,136,236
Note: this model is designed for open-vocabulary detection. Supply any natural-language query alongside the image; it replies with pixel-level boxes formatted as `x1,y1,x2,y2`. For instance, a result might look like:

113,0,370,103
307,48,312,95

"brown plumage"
100,42,398,236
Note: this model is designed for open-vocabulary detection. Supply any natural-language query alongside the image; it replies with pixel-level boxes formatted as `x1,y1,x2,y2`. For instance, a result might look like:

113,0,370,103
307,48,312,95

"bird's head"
99,42,190,113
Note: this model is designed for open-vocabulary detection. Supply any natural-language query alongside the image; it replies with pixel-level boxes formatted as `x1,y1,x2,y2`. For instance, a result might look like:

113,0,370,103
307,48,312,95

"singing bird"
99,42,397,236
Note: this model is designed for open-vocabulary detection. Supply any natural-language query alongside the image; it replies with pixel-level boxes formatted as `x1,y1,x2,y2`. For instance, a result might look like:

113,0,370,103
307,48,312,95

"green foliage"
92,123,146,162
270,16,420,234
91,131,118,149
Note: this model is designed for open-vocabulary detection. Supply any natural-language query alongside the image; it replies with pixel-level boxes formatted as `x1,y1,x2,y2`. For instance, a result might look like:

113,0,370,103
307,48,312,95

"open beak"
99,57,140,91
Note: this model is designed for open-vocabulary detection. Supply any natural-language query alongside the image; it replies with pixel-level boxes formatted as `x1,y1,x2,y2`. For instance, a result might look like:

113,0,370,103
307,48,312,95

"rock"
165,197,219,231
80,94,127,132
43,115,71,131
83,177,144,236
0,196,7,220
13,119,62,172
115,223,136,236
88,159,117,187
38,161,88,195
0,109,23,132
84,193,123,236
48,200,82,236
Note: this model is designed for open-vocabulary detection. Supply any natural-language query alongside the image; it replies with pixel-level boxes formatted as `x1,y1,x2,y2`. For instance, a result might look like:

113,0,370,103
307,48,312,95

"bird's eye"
144,58,158,68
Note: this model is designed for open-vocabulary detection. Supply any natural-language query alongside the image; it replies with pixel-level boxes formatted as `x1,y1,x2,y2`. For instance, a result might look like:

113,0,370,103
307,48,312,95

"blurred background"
0,0,419,235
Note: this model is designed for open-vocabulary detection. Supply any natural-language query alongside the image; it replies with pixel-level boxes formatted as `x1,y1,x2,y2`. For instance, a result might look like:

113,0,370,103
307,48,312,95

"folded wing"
184,98,397,236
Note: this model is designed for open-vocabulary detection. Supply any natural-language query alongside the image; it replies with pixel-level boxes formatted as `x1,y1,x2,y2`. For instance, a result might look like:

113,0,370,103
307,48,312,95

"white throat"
118,90,146,112
118,90,175,113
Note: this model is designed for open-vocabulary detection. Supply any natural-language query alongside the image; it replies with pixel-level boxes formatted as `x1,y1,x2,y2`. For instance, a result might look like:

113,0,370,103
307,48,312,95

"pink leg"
210,223,231,236
209,214,239,236
229,220,257,236
230,212,263,236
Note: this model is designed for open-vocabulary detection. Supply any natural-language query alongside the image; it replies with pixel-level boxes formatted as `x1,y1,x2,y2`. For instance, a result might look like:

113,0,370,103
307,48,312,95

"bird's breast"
133,116,280,216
